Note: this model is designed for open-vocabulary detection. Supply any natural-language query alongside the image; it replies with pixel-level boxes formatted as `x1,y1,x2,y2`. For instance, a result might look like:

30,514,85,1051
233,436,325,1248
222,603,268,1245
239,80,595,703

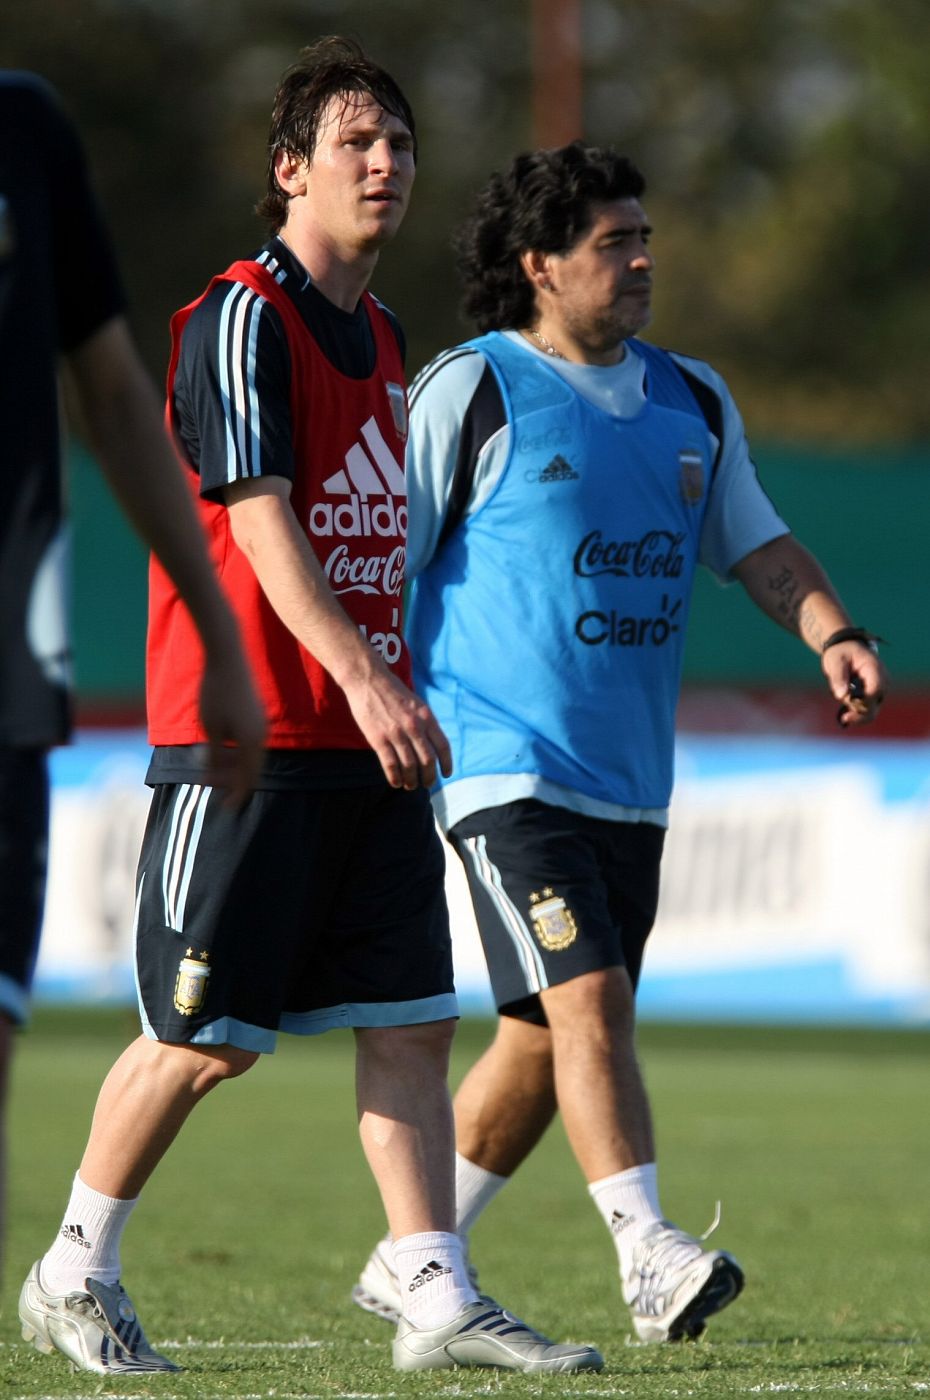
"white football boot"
623,1220,744,1342
19,1262,180,1374
393,1297,603,1372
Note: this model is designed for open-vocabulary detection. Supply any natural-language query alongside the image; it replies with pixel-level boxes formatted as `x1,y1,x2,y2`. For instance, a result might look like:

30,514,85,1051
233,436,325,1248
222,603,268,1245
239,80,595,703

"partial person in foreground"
354,141,886,1348
18,44,602,1377
0,72,264,1272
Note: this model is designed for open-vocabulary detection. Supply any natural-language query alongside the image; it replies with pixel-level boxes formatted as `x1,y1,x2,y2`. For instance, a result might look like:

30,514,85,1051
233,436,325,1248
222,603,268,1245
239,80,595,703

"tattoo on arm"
767,567,802,629
798,603,823,649
765,569,824,646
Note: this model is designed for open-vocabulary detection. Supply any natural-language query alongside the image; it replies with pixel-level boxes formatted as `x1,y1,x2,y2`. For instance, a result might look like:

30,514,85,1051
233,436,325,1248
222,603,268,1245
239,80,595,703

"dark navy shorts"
134,781,457,1053
0,747,49,1024
448,799,665,1024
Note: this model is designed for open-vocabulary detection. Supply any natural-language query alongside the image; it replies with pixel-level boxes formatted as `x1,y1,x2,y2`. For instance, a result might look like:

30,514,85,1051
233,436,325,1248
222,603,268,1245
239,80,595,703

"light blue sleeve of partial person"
674,352,791,581
405,347,505,577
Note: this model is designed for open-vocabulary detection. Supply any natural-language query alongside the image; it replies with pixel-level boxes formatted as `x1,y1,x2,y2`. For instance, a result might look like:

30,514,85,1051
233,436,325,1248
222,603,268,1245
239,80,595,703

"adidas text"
310,496,407,540
311,414,407,539
408,1260,453,1292
537,454,579,482
60,1224,92,1249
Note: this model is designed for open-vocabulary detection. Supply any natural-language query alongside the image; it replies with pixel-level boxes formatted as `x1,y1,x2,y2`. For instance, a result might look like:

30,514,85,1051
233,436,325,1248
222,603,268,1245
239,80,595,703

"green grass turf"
2,1008,928,1397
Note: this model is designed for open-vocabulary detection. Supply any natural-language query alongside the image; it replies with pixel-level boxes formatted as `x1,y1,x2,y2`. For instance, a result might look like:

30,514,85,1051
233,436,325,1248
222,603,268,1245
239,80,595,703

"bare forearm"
225,480,451,788
733,534,852,654
227,484,379,686
734,532,887,727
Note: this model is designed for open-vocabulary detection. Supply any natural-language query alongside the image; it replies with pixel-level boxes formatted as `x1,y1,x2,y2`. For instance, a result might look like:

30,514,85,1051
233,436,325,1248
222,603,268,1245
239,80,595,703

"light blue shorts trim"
0,973,29,1026
139,1013,275,1054
279,992,459,1037
140,994,459,1054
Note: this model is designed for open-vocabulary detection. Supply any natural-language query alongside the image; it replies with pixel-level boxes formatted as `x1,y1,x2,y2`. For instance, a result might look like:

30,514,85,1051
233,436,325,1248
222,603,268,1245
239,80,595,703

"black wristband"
821,626,884,655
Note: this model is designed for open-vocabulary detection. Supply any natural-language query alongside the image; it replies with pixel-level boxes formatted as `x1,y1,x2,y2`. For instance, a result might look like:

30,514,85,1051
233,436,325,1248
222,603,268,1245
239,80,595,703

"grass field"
2,1009,928,1398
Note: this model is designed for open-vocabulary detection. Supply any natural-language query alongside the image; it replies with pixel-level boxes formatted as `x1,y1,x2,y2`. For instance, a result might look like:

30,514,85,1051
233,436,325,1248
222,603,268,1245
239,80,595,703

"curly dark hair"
256,35,416,233
455,142,646,332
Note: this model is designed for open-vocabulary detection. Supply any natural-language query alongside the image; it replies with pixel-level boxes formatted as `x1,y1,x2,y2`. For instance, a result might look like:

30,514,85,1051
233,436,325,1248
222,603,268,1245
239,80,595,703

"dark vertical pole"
531,0,584,148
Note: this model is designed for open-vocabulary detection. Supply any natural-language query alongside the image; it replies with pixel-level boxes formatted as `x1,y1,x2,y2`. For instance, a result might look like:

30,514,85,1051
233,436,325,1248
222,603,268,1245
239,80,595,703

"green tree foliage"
584,0,930,441
3,0,928,443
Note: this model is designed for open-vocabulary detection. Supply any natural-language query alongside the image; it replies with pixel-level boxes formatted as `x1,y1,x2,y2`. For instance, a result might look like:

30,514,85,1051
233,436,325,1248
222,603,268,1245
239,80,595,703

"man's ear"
273,149,308,198
519,248,555,295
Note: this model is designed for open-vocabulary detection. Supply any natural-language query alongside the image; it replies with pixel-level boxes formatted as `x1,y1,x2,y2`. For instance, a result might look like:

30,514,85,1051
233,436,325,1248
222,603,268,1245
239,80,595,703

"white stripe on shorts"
161,784,211,932
460,834,548,995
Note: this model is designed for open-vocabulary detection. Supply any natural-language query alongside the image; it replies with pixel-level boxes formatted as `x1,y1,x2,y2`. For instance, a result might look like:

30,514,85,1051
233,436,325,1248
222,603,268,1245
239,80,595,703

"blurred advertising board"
34,730,930,1026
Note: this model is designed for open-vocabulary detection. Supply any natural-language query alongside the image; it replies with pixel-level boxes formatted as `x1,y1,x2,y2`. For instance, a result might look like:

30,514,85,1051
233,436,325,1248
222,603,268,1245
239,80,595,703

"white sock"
588,1163,662,1274
455,1152,508,1240
392,1230,478,1327
40,1173,138,1294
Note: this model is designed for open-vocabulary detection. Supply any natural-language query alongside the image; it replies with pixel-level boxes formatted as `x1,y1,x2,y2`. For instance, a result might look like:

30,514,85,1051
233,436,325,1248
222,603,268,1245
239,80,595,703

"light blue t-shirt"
406,332,788,830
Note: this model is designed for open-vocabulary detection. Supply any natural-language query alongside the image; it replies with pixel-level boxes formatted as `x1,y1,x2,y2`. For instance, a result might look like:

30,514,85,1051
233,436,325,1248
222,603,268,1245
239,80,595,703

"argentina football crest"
678,446,705,505
528,888,578,951
174,948,211,1015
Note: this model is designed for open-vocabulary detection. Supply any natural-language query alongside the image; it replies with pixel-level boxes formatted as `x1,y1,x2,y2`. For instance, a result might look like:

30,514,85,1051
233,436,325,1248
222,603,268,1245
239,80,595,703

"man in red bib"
19,37,601,1377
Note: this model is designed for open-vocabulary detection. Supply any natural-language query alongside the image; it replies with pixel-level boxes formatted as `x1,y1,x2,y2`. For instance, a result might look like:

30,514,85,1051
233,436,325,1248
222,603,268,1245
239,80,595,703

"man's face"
544,198,654,358
289,92,416,253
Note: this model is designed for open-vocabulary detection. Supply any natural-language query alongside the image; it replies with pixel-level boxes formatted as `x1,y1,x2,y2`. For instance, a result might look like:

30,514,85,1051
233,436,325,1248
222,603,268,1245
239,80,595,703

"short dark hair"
455,142,646,332
256,35,416,233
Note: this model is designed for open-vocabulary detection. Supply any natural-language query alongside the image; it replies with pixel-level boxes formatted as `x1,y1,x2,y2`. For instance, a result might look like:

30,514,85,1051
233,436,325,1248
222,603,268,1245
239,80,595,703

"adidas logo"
309,414,407,539
407,1259,453,1292
610,1210,634,1236
60,1223,92,1249
538,453,579,482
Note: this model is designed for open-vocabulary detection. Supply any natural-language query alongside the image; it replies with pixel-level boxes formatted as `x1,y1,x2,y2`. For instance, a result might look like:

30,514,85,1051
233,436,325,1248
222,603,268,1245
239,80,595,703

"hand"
342,664,452,790
822,642,886,728
198,650,266,804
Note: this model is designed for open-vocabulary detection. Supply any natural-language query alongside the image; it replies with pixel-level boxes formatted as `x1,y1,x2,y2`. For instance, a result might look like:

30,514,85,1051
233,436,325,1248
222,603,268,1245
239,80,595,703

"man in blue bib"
354,142,885,1349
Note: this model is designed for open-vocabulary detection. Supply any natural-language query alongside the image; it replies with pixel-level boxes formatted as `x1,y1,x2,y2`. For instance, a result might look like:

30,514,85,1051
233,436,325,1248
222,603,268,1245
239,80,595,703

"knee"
181,1043,260,1094
544,966,637,1043
202,1045,260,1081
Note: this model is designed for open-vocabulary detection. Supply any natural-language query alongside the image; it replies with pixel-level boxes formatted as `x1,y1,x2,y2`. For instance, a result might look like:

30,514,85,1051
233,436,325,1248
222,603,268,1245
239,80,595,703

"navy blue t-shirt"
0,73,124,745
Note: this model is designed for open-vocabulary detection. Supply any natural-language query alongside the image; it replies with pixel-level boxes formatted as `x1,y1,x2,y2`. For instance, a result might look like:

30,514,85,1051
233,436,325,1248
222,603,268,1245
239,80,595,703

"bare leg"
541,966,653,1180
80,1035,259,1199
453,968,649,1184
453,1015,557,1176
354,1020,457,1238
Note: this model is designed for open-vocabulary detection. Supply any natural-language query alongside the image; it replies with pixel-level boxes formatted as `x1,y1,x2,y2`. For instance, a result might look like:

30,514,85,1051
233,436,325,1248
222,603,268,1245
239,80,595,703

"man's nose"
370,138,398,173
